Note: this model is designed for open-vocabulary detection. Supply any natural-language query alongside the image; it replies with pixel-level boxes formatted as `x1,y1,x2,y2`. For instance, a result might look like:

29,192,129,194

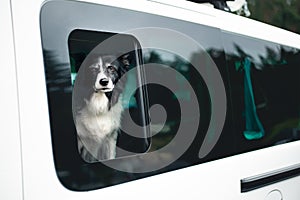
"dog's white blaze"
94,59,114,91
98,57,103,70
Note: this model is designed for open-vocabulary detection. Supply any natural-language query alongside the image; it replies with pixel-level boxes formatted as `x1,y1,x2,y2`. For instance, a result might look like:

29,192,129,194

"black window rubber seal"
241,163,300,193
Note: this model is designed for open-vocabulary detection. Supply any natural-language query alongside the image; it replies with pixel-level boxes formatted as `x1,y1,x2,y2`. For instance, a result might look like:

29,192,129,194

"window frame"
40,0,231,191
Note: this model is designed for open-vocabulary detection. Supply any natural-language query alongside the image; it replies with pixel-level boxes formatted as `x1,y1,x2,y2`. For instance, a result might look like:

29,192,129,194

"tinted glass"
223,32,300,152
41,1,232,191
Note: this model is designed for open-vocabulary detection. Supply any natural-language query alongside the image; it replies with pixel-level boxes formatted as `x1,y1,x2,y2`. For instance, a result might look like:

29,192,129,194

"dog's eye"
90,67,98,74
89,65,99,72
107,66,116,72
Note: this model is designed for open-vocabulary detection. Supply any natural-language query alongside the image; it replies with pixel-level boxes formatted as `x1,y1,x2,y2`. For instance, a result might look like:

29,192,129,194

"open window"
68,30,150,162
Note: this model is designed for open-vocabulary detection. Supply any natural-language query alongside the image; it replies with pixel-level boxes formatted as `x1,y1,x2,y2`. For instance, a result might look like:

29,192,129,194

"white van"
1,0,300,199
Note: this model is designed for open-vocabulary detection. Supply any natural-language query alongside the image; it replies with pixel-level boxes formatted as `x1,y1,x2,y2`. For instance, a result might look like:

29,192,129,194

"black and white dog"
73,54,130,162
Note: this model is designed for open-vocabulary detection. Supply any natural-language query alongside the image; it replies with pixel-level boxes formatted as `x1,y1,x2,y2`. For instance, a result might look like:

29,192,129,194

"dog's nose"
99,78,109,86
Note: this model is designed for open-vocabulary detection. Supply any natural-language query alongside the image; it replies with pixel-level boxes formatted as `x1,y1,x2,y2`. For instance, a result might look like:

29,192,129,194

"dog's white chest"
85,113,119,138
76,94,123,141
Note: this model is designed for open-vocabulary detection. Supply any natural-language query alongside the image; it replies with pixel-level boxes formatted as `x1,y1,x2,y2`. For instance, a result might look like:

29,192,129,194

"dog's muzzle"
94,78,114,93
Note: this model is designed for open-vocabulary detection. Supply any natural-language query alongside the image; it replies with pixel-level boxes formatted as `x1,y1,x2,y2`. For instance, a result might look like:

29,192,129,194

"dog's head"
73,53,131,113
89,57,115,93
90,55,128,93
86,54,130,108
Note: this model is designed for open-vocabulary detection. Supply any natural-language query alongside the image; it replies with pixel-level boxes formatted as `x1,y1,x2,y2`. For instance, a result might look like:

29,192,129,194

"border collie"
74,54,130,162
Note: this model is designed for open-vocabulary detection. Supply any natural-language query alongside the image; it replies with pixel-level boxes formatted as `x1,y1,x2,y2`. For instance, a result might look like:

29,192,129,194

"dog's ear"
117,53,131,78
108,53,131,109
120,53,130,68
